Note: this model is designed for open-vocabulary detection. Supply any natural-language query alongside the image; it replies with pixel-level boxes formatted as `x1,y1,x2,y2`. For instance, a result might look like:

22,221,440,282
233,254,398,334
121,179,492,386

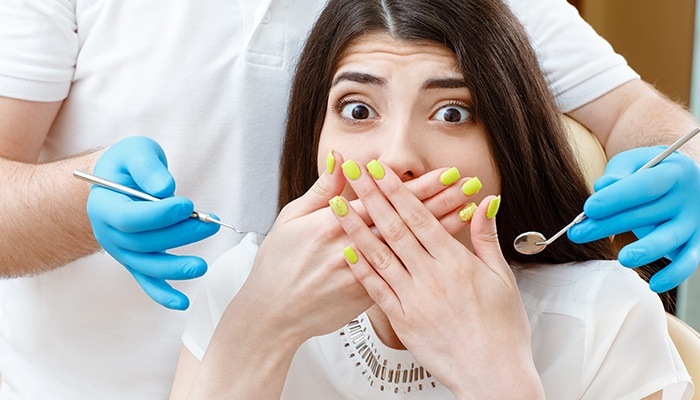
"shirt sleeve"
506,0,640,112
182,232,262,361
0,0,78,101
579,268,693,400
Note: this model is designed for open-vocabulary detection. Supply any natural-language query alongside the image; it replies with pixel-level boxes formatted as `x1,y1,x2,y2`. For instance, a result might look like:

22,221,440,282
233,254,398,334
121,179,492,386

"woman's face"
317,33,500,240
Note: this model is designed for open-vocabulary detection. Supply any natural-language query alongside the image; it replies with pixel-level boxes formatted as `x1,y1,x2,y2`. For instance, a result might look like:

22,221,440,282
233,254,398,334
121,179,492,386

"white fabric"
184,233,693,400
0,0,638,398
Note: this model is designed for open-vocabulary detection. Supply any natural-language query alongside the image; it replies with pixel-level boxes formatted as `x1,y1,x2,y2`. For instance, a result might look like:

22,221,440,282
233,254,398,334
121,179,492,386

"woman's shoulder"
516,260,690,399
514,259,659,320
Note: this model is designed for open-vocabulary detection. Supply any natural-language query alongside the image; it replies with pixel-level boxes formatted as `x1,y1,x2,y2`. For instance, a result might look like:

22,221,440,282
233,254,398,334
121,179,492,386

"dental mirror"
514,126,700,256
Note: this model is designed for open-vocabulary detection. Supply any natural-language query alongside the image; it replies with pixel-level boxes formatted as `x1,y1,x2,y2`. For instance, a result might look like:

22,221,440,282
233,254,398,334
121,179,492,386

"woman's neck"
366,305,406,350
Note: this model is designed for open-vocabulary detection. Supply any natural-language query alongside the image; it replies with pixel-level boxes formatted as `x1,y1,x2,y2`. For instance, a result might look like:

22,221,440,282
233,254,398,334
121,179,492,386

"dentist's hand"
86,136,219,310
569,146,700,292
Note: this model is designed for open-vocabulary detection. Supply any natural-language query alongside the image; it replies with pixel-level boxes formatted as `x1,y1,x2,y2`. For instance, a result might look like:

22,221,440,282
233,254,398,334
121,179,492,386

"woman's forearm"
185,292,305,399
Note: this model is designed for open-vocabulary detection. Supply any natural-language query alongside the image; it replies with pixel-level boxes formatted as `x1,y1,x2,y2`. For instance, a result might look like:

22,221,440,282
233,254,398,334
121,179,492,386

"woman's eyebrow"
422,78,468,89
332,72,387,87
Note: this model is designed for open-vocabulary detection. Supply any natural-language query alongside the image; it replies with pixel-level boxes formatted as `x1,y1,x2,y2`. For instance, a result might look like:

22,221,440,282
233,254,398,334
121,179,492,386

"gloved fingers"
569,195,677,243
603,146,668,175
127,267,191,310
105,217,220,253
116,249,208,280
618,218,694,267
94,136,177,198
584,166,678,219
592,146,677,192
123,144,177,198
88,189,195,233
648,242,700,293
592,174,623,192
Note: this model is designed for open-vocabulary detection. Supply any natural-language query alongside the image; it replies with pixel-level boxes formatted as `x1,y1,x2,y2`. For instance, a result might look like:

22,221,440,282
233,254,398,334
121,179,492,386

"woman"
170,0,692,398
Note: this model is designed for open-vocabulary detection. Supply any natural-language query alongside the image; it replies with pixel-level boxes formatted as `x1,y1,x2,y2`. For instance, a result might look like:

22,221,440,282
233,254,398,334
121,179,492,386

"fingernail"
461,177,482,196
329,196,349,217
440,167,460,186
342,159,361,180
326,149,336,174
458,202,478,222
343,246,359,264
366,160,385,180
486,195,501,219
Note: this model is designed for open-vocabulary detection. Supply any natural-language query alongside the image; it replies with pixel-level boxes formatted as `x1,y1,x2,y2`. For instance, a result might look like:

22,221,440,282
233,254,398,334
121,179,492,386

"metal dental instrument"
514,126,700,255
73,170,247,234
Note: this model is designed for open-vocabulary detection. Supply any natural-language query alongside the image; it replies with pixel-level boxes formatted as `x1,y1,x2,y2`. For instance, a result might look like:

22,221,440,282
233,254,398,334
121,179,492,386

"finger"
99,235,209,280
439,201,478,234
592,146,669,192
283,149,347,218
403,167,465,201
618,219,693,267
584,166,678,219
89,189,196,232
341,245,403,319
329,195,412,295
341,160,432,268
422,176,483,219
469,195,514,285
348,171,476,230
103,217,220,253
127,267,191,310
569,193,678,243
648,241,700,293
125,143,176,197
95,136,177,198
363,160,455,261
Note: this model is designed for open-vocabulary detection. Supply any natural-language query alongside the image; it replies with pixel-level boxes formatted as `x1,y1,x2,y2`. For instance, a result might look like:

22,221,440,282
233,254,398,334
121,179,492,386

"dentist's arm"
0,96,102,276
569,79,698,162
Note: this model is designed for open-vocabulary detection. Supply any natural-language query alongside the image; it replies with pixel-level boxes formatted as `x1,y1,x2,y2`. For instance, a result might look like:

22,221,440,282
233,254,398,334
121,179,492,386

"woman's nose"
376,129,427,182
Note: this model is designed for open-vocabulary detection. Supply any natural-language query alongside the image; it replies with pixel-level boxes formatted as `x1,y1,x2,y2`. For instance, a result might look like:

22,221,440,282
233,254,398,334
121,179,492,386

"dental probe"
73,170,247,233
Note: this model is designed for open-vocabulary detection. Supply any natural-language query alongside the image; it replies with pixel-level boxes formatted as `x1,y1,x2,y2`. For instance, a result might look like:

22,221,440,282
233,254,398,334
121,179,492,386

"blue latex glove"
86,136,220,310
569,146,700,293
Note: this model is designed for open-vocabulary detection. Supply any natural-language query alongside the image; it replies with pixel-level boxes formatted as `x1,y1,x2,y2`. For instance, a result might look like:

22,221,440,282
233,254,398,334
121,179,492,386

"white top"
0,0,638,398
184,233,693,400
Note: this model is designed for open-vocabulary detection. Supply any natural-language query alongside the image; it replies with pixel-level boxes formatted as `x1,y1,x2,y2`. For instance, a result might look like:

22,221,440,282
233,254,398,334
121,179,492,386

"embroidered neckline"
339,314,439,394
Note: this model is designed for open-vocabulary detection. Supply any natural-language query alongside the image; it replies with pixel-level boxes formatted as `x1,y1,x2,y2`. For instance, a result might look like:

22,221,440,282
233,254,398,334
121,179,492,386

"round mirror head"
513,231,547,255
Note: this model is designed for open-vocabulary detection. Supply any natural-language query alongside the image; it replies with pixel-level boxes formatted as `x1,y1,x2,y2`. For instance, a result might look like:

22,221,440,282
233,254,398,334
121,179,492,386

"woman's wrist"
187,293,306,399
447,359,545,400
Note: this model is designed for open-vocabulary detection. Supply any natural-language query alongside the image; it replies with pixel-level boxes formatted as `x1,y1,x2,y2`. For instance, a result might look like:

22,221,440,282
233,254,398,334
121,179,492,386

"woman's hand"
187,153,482,399
232,152,486,343
331,159,544,400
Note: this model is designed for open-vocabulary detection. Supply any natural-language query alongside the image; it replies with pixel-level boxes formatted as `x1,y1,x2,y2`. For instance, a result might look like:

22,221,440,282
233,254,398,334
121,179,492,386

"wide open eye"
432,104,471,123
340,101,378,121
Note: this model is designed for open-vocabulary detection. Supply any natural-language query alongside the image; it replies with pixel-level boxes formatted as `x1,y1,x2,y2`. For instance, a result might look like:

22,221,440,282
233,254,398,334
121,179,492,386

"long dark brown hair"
279,0,615,265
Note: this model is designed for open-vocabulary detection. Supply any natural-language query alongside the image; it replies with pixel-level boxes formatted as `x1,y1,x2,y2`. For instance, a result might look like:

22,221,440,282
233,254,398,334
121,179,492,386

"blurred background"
568,0,700,329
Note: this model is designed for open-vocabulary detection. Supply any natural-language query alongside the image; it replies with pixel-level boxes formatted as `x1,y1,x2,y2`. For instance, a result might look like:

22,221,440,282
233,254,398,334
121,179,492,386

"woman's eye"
340,102,377,120
433,104,471,123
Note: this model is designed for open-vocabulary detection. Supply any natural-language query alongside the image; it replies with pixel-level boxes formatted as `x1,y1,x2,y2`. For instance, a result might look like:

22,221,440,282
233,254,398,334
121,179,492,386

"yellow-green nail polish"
486,195,501,219
439,167,460,186
329,196,349,217
461,177,482,196
326,149,336,174
458,202,478,222
366,160,385,180
343,246,358,264
342,160,361,180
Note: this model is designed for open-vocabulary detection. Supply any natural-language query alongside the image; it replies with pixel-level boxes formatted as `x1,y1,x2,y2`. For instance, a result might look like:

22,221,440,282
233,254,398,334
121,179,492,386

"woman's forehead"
334,33,460,75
